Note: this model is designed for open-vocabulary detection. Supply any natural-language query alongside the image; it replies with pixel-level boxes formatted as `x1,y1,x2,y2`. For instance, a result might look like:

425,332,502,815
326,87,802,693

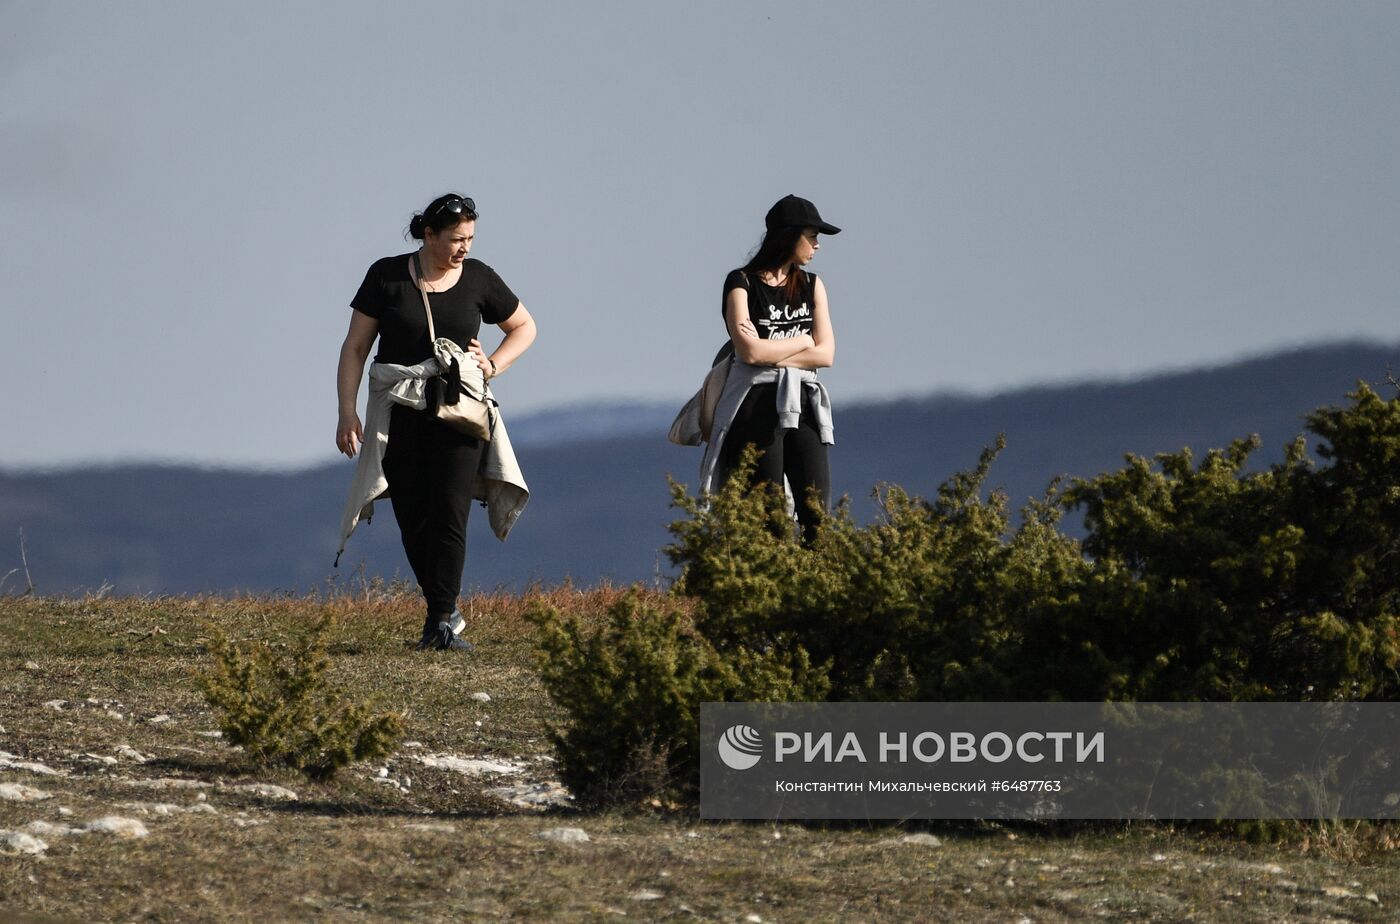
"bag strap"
409,253,437,344
413,253,492,408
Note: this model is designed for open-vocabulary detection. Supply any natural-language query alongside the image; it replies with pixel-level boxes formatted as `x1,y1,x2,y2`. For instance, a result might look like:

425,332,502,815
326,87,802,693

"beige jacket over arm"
335,337,529,566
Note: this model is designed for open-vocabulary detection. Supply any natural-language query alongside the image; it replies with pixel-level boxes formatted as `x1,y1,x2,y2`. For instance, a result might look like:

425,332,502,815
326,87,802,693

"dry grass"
1,589,1398,923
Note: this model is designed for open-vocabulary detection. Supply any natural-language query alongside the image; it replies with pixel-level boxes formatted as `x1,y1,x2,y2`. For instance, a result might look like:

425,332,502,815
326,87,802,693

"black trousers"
717,383,831,543
382,404,483,618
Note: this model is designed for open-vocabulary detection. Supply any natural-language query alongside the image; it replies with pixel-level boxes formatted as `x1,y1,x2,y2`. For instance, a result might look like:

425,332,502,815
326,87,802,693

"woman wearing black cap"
702,194,840,543
335,193,537,651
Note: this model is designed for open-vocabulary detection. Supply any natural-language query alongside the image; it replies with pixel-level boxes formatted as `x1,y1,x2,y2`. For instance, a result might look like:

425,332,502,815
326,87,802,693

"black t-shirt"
723,269,815,341
351,254,519,364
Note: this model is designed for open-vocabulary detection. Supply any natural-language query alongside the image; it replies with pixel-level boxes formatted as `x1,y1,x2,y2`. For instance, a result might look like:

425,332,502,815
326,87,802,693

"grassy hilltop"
1,590,1397,923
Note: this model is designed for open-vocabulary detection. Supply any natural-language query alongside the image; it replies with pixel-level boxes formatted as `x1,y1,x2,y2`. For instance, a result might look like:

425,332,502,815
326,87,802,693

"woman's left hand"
467,339,494,380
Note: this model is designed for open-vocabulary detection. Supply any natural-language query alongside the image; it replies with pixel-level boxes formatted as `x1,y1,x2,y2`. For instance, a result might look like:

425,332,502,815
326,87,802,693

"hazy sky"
3,1,1397,468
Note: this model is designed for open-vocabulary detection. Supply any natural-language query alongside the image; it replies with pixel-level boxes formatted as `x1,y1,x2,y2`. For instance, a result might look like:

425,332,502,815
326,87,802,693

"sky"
2,1,1397,469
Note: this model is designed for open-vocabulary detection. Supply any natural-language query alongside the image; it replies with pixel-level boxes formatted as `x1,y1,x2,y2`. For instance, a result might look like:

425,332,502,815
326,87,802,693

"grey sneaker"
433,609,474,652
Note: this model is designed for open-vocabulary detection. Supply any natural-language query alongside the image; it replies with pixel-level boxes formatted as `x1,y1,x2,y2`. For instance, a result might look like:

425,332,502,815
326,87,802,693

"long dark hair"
740,226,810,306
407,193,478,240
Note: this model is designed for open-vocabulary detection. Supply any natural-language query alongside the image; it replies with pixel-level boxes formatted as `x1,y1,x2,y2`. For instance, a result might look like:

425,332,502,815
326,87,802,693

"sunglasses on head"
429,196,477,219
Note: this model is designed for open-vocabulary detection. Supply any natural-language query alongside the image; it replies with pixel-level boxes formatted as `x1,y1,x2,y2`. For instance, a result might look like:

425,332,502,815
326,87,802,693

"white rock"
1152,853,1168,862
0,830,48,855
469,692,492,703
85,816,150,838
80,753,119,766
376,767,389,777
0,754,64,776
485,781,574,810
104,710,125,721
24,821,79,837
402,823,457,833
115,746,150,763
195,730,223,738
227,783,298,801
121,777,212,790
120,801,218,816
899,833,943,847
57,806,73,816
23,661,39,671
402,741,424,749
537,826,590,844
629,890,664,901
746,916,764,924
419,754,523,776
42,700,66,711
0,783,52,802
148,714,172,724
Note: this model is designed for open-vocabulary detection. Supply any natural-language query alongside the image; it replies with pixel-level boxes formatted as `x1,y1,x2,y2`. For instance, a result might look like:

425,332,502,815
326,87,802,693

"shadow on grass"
140,754,243,778
261,795,580,821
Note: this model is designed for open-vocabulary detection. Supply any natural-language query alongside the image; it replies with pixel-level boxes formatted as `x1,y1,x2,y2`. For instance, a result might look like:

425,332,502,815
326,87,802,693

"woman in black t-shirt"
718,194,840,543
336,193,537,651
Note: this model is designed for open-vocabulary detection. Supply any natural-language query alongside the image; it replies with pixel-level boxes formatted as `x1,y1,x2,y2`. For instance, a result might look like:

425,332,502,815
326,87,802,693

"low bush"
195,612,404,781
532,383,1400,806
529,590,827,807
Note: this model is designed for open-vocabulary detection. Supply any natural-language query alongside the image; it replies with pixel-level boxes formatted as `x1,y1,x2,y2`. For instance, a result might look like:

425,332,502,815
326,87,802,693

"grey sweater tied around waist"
697,363,834,497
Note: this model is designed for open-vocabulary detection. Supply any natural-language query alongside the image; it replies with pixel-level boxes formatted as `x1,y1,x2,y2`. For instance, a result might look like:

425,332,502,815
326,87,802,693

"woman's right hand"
336,411,363,458
336,311,379,459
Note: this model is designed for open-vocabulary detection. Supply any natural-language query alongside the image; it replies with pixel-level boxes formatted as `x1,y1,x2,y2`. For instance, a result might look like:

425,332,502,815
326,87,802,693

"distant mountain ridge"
507,402,678,448
1,341,1395,597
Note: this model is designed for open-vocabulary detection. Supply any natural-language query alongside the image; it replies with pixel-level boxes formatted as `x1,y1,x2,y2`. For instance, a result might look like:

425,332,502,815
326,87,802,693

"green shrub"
533,382,1400,809
1058,384,1400,701
668,438,1088,702
195,612,404,781
528,590,827,807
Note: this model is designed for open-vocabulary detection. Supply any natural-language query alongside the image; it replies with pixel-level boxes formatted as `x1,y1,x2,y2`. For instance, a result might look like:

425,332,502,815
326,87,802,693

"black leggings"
382,404,483,618
718,383,830,543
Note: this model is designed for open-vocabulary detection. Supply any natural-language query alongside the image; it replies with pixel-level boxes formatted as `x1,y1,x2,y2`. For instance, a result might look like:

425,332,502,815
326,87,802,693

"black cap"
764,194,841,235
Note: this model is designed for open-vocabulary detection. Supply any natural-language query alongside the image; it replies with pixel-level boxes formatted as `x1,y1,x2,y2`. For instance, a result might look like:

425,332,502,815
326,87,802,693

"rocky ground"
2,591,1398,922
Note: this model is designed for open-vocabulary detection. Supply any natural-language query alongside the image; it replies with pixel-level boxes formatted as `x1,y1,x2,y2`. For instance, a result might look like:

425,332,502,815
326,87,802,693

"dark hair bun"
408,214,426,240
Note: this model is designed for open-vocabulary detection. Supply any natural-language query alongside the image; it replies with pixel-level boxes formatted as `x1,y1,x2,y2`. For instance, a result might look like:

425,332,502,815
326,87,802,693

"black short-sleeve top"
351,253,519,365
723,269,816,341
